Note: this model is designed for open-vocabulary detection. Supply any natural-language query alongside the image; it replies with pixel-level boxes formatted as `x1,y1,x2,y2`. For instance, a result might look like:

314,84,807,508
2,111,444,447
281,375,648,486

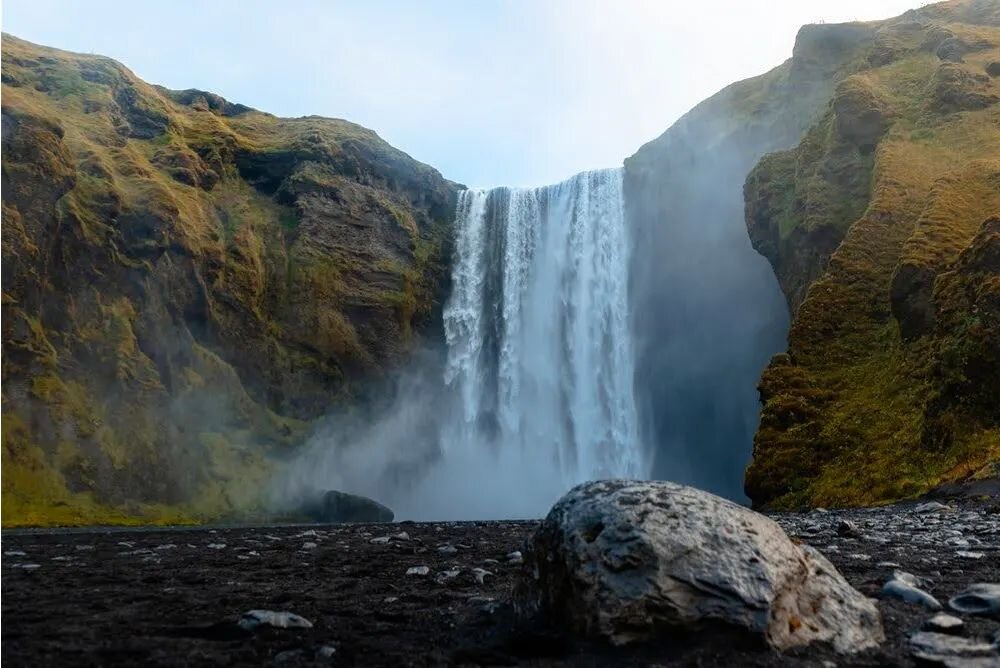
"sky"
3,0,923,187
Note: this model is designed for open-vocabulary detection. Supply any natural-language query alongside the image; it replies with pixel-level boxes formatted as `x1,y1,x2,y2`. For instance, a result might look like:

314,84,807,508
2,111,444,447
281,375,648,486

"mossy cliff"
744,0,1000,508
1,35,456,526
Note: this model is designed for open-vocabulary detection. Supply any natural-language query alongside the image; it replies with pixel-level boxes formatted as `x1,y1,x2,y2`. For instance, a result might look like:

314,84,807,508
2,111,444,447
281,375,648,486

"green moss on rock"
1,34,457,526
745,3,1000,509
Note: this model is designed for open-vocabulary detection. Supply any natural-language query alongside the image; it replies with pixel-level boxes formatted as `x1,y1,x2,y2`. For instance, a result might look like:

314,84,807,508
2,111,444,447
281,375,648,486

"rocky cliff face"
1,35,456,526
623,19,875,499
744,0,1000,508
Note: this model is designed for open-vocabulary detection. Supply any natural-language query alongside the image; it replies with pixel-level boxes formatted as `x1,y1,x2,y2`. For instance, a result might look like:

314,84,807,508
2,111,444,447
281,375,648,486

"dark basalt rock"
303,490,395,524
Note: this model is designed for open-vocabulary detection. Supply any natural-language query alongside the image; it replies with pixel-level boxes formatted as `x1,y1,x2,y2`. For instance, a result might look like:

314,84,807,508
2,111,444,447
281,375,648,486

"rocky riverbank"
2,499,998,666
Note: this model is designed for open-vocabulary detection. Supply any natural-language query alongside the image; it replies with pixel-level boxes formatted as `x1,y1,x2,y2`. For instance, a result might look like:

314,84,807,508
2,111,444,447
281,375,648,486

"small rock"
406,565,430,576
4,551,27,557
317,645,337,659
849,553,871,561
883,577,942,611
909,631,998,664
154,544,177,551
74,545,94,551
923,614,964,635
370,536,391,545
837,519,861,537
383,596,398,604
916,501,951,514
274,649,304,663
877,561,901,568
393,532,410,541
956,551,985,560
206,543,226,550
505,550,523,564
238,610,313,631
301,542,318,550
472,568,494,584
437,568,461,583
949,584,1000,619
14,563,41,570
437,545,458,555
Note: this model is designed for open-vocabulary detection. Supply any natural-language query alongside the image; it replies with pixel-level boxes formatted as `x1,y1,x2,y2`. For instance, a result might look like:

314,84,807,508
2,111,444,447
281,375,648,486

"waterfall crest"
443,168,644,486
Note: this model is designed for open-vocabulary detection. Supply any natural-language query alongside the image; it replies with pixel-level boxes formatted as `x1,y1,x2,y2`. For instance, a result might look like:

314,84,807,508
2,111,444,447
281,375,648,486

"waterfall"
275,168,646,520
441,168,644,492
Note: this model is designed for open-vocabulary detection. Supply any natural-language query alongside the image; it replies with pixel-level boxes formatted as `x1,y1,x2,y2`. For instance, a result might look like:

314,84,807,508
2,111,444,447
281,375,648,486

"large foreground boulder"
302,490,394,524
515,480,883,654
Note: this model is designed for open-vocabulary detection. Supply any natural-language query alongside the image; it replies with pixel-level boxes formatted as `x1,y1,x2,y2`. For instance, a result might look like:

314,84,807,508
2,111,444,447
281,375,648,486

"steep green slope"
1,35,456,526
744,0,1000,508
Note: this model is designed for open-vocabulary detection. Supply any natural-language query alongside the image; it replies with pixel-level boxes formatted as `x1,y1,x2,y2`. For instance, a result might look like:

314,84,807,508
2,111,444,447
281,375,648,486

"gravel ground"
2,500,998,666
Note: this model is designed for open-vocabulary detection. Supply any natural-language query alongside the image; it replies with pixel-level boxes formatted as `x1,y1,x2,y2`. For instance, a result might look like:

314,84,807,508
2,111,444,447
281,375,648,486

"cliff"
1,35,456,526
744,0,1000,508
623,16,876,498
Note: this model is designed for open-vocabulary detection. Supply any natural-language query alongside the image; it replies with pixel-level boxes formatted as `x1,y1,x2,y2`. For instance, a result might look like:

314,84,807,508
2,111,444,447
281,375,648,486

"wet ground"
2,500,999,666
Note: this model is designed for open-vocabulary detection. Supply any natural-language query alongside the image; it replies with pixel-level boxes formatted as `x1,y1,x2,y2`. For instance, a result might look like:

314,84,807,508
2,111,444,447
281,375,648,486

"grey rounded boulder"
515,480,884,654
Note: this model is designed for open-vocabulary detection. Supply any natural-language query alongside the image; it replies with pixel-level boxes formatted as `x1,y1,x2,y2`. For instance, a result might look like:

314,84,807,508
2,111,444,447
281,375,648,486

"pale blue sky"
4,0,920,187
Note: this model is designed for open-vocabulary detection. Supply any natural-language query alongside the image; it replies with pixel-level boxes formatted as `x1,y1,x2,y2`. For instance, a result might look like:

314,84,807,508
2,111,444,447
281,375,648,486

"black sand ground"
3,501,998,666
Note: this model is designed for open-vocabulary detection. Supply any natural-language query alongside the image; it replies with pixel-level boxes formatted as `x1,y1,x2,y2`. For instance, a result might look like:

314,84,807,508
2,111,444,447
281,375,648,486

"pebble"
301,542,318,550
915,501,951,514
4,550,27,557
206,543,226,550
909,631,998,664
436,568,461,583
949,583,1000,619
837,519,861,537
406,565,430,576
370,536,391,545
882,577,942,610
238,609,313,631
393,532,410,541
273,649,304,662
956,551,985,560
471,568,494,584
922,613,964,635
505,550,523,564
437,545,458,555
317,645,337,659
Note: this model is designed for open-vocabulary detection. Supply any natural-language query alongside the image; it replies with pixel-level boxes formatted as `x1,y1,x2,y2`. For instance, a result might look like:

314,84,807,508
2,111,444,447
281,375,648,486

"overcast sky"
4,0,922,187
